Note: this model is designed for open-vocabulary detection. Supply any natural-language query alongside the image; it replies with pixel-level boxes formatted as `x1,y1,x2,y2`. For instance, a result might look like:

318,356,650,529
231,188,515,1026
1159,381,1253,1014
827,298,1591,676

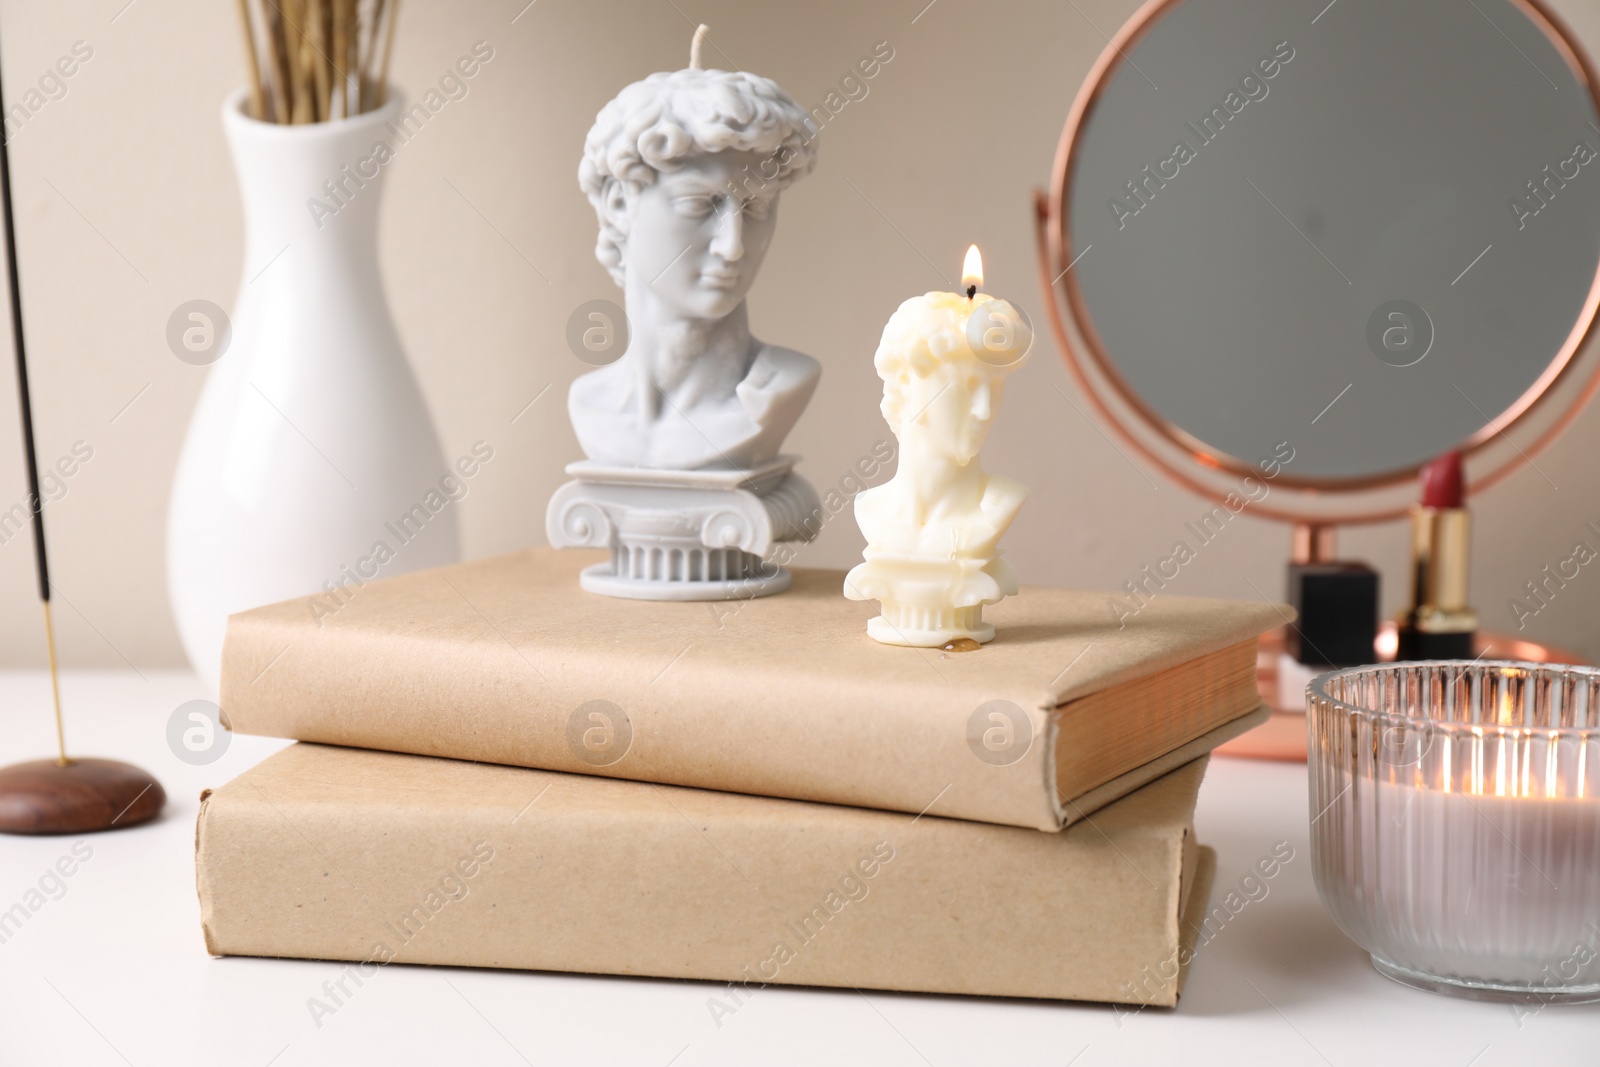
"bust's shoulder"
570,362,627,411
981,473,1028,514
850,481,896,537
853,480,890,511
751,343,821,384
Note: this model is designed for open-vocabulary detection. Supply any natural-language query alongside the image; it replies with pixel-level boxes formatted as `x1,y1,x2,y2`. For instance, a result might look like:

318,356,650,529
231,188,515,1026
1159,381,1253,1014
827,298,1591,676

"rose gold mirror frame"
1035,0,1600,545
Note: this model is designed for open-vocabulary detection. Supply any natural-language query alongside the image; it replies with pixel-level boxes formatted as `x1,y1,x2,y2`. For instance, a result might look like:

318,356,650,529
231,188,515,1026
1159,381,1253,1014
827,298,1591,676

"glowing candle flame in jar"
1307,661,1600,1003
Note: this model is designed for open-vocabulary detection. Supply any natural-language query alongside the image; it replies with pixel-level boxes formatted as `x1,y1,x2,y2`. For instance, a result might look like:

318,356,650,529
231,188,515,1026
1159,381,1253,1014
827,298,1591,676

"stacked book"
196,548,1283,1006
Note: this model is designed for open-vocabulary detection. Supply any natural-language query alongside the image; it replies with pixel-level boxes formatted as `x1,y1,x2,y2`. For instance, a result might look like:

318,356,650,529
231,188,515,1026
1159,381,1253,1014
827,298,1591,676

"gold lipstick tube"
1396,505,1478,659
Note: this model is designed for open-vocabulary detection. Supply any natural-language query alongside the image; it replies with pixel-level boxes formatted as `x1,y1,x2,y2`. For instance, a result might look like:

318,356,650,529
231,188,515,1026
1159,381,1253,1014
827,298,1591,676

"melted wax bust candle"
845,248,1032,646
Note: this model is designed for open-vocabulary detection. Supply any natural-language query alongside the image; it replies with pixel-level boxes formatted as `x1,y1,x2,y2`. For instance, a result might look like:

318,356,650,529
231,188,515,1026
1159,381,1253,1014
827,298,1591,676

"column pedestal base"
546,456,819,602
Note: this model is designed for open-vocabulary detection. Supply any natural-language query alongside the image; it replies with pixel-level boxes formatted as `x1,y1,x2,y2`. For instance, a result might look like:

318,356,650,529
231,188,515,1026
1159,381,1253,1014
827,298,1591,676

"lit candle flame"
961,245,983,294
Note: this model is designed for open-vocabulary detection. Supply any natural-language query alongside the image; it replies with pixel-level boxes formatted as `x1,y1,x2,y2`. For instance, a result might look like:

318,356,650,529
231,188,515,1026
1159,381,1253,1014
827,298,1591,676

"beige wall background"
2,0,1599,671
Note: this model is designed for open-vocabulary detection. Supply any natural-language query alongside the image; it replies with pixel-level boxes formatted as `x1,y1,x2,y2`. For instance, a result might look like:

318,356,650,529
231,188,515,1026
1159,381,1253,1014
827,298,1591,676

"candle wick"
689,24,709,70
965,285,976,300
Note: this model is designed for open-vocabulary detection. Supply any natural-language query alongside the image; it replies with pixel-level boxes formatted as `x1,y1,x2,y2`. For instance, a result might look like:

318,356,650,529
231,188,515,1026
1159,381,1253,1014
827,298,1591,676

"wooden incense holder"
0,23,166,839
0,758,165,835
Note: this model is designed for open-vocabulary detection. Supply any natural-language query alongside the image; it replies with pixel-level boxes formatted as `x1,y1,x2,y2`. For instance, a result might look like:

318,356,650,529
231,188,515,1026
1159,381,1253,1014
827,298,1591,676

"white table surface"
0,670,1593,1066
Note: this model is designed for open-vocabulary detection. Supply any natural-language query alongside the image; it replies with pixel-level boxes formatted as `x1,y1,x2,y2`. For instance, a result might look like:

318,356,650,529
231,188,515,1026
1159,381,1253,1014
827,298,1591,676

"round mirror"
1046,0,1600,497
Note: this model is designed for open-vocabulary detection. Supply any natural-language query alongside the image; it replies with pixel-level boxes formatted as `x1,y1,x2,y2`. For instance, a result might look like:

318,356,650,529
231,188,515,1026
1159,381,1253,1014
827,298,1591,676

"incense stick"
240,0,393,124
333,0,348,119
360,0,387,113
376,0,399,109
0,25,69,764
263,2,289,123
236,0,266,119
308,0,331,121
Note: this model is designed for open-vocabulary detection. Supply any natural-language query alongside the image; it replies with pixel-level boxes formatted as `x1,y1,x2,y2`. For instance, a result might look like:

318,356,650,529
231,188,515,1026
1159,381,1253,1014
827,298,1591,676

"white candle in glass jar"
1368,741,1600,989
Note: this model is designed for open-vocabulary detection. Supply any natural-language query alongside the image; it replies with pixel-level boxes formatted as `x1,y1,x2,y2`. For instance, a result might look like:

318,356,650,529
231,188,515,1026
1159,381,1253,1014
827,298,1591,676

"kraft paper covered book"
196,744,1216,1006
220,547,1284,831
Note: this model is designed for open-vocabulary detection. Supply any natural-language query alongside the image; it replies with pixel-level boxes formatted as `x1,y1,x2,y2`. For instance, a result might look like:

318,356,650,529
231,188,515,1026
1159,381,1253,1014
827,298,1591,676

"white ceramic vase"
168,89,458,694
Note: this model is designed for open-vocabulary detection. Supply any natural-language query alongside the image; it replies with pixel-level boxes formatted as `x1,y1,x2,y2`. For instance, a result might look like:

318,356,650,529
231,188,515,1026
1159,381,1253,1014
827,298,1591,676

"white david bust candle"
846,247,1033,647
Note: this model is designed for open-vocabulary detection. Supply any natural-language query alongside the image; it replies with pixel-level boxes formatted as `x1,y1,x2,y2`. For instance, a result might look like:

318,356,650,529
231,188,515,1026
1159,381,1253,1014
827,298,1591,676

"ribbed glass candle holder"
1308,662,1600,1003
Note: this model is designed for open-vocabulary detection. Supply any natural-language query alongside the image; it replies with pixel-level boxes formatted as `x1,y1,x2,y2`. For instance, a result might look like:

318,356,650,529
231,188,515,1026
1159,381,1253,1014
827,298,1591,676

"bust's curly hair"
874,293,1028,429
579,68,818,286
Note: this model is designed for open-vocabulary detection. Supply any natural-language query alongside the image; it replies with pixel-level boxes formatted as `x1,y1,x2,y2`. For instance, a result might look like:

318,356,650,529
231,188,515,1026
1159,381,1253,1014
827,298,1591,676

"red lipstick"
1395,450,1478,660
1421,449,1464,509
